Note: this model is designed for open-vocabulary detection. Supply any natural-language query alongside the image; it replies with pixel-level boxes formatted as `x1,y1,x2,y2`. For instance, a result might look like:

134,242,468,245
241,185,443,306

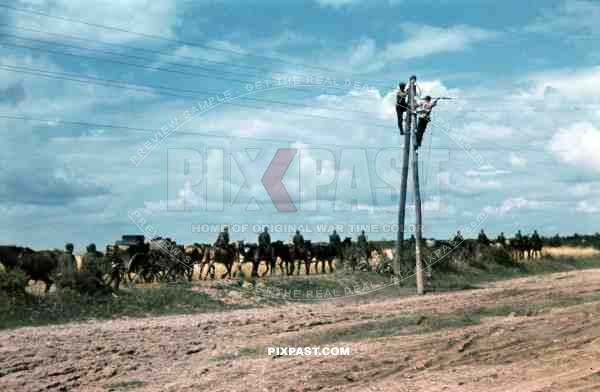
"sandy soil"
3,269,600,391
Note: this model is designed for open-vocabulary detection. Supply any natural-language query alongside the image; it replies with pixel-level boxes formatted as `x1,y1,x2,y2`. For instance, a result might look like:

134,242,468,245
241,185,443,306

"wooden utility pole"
410,79,425,295
394,78,413,277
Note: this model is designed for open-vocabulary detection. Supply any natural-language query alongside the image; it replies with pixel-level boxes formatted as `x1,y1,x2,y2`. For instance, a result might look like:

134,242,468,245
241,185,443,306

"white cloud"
549,122,600,173
321,24,496,73
315,0,404,7
483,197,547,216
345,39,386,74
527,66,600,102
509,153,528,168
14,0,179,44
144,180,204,215
576,200,600,214
163,41,248,65
315,0,362,8
461,122,515,141
383,23,498,61
252,30,317,50
439,171,503,196
465,166,511,177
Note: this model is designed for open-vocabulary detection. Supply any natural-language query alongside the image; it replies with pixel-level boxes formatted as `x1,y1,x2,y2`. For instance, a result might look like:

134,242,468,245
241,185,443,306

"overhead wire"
0,63,395,130
0,2,395,84
0,25,391,91
3,37,600,114
0,114,571,153
0,64,576,153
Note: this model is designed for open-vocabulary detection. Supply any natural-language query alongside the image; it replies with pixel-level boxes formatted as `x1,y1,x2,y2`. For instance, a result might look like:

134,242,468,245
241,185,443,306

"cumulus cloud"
3,0,598,248
13,0,179,44
549,122,600,173
323,23,497,73
0,167,109,206
509,153,528,168
382,23,498,61
576,200,600,214
483,197,547,216
527,66,600,102
465,165,511,177
439,171,503,197
154,41,249,67
144,180,205,215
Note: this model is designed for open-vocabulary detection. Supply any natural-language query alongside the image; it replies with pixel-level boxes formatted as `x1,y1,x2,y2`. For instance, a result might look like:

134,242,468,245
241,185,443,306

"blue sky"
1,0,599,252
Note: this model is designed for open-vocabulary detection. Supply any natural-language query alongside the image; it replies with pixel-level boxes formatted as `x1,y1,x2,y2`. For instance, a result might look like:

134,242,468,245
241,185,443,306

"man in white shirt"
415,95,439,150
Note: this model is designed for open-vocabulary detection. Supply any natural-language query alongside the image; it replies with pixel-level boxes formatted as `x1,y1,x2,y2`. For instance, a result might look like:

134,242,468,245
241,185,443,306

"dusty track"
3,269,600,391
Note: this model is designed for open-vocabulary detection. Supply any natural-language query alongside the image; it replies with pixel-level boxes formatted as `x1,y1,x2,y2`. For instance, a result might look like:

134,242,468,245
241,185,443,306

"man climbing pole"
415,96,439,150
396,82,408,135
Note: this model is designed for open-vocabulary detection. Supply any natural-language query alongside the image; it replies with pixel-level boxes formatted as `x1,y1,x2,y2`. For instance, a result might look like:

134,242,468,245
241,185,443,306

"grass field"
3,248,600,329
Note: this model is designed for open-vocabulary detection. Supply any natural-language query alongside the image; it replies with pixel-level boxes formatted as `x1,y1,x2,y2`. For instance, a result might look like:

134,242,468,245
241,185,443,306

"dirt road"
3,269,600,391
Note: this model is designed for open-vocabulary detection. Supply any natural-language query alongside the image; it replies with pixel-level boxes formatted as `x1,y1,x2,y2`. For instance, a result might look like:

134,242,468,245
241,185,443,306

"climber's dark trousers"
396,106,406,134
416,117,429,148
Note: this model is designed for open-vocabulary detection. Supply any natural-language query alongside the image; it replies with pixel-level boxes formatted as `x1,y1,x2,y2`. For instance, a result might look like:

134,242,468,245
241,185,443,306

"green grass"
244,256,600,301
256,271,402,303
3,256,600,330
0,285,232,330
423,256,600,292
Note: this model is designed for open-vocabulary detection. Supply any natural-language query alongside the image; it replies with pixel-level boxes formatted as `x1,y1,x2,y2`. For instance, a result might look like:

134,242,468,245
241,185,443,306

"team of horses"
0,232,544,290
123,237,381,283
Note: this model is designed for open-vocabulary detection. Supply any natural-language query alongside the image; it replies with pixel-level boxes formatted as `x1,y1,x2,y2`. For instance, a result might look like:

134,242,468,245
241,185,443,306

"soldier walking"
357,230,370,271
108,244,124,290
82,243,103,286
58,243,76,275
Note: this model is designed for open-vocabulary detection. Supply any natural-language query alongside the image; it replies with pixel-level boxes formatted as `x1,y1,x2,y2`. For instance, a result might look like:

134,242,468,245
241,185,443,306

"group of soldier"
450,229,541,246
51,227,542,290
213,225,368,264
55,242,124,290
